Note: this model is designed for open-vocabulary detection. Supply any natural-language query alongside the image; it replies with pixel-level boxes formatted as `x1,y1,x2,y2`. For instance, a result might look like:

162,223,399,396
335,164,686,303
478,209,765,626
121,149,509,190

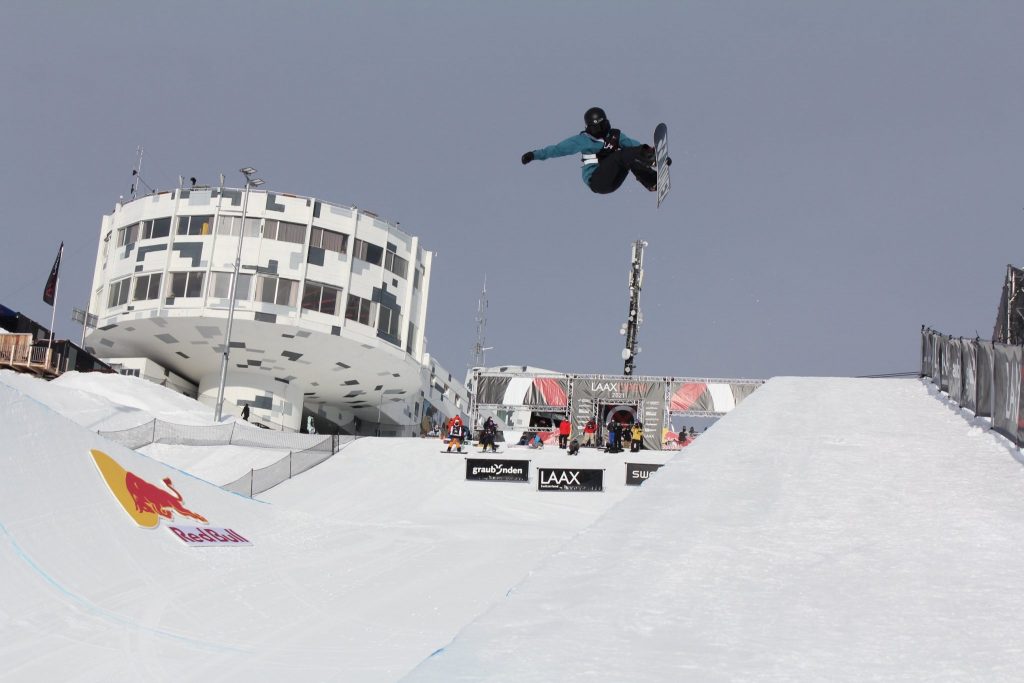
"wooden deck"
0,333,61,378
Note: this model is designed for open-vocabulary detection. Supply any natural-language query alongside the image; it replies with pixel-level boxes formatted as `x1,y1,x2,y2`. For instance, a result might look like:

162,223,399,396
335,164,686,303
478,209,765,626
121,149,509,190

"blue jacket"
532,131,645,185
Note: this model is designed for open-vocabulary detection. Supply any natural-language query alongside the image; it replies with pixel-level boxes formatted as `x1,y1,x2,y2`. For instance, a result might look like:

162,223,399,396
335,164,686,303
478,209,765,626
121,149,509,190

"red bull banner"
91,449,251,546
167,525,252,547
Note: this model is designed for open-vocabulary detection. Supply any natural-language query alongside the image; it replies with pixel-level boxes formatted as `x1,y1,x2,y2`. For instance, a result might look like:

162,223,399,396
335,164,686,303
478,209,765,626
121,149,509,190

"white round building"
85,183,466,434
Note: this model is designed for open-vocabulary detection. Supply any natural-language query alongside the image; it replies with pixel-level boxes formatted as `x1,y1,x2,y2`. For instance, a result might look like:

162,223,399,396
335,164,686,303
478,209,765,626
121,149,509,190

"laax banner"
465,458,530,482
625,462,663,486
90,449,251,547
537,467,603,492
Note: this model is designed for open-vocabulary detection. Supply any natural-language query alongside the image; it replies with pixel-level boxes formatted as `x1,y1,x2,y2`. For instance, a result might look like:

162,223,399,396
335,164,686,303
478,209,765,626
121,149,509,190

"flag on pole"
43,242,63,306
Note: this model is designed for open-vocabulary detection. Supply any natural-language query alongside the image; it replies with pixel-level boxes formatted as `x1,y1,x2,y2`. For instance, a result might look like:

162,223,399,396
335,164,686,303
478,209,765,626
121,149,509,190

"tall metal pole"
47,243,63,359
214,168,260,422
622,239,646,376
470,275,492,369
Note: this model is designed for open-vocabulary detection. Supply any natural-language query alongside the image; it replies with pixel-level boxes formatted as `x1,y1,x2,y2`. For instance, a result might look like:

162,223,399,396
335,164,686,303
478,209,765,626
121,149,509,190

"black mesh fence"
99,419,338,453
221,437,355,497
101,420,158,450
98,419,356,498
921,326,1022,446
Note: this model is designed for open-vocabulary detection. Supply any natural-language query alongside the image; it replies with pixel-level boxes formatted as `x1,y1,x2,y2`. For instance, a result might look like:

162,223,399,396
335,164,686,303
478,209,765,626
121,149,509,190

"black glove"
521,151,535,165
666,157,672,166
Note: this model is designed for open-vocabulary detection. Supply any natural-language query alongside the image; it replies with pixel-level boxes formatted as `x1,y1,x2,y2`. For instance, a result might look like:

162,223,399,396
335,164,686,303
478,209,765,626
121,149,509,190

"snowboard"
654,123,670,207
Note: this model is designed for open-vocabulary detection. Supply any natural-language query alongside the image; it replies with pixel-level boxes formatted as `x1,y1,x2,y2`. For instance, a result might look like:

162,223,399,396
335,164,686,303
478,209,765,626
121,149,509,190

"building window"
132,273,162,301
140,217,171,240
406,322,416,355
414,266,422,290
384,248,408,279
216,215,261,237
256,275,298,307
107,277,131,308
264,219,306,245
117,223,140,247
168,271,205,298
118,368,141,378
345,294,376,326
301,281,342,315
212,272,252,300
378,302,401,343
352,238,384,266
176,215,213,236
310,226,348,254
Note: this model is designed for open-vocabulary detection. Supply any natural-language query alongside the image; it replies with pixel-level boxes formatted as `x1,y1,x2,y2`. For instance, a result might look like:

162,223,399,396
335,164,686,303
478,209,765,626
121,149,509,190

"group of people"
442,414,501,453
512,417,647,455
438,413,669,455
676,425,699,445
603,420,645,454
443,415,472,453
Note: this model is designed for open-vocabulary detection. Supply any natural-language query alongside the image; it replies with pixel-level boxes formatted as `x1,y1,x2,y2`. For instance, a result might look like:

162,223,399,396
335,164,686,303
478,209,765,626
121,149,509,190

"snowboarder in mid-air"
521,107,668,195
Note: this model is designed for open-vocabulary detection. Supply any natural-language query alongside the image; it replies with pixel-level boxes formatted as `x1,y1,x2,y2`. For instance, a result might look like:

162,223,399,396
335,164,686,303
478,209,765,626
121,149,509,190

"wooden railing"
0,334,61,376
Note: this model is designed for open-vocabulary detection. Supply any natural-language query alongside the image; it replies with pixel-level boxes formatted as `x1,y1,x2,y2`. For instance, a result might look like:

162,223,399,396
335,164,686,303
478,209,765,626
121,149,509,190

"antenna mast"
621,239,647,376
470,276,492,368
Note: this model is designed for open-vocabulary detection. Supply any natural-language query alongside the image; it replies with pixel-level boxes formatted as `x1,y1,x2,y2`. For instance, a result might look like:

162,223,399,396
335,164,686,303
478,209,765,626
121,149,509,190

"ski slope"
3,370,1024,681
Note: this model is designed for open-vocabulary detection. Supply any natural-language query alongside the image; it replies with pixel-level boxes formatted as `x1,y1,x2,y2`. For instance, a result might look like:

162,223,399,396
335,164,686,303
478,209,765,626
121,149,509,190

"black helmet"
584,106,610,138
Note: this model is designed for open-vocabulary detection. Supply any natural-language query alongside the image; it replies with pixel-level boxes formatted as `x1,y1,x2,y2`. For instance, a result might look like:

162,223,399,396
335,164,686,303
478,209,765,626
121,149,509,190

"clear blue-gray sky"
1,1,1021,379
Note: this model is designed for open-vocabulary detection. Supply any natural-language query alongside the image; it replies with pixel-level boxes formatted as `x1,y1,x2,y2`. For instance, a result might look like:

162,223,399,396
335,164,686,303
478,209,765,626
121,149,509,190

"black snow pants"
587,146,657,194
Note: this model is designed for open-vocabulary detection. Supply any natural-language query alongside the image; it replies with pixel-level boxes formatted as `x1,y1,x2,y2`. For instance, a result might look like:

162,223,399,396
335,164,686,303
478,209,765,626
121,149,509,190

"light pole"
376,391,384,437
214,167,264,422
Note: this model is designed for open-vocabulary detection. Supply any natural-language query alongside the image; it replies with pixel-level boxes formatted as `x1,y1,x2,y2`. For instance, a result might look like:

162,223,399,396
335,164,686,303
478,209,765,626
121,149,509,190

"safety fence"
921,326,1022,447
97,419,356,497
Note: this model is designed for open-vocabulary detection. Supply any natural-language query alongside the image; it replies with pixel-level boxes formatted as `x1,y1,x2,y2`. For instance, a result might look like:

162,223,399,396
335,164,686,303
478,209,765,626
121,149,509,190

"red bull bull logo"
91,448,205,528
124,470,208,524
90,449,251,546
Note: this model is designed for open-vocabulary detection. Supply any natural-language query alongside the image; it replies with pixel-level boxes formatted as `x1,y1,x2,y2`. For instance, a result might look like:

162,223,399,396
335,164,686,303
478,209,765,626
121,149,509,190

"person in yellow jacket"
630,422,644,453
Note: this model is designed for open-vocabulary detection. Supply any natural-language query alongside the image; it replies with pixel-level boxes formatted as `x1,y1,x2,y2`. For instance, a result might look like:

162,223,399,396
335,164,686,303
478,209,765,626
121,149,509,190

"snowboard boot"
632,165,658,192
635,144,656,167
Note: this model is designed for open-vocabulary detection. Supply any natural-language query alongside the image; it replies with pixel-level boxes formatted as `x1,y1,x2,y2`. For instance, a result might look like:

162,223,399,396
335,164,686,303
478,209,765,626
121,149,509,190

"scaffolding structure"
469,367,764,449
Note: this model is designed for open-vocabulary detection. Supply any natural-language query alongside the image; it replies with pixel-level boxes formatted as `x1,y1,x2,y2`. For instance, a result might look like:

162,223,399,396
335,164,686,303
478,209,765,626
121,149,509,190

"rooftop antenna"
621,239,647,376
129,145,153,198
470,275,493,368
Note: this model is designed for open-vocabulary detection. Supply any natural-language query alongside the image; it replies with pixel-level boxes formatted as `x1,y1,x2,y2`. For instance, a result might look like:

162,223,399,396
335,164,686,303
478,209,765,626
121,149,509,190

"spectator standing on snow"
558,418,572,449
581,418,597,448
630,422,644,452
606,420,620,453
480,417,499,453
240,404,250,422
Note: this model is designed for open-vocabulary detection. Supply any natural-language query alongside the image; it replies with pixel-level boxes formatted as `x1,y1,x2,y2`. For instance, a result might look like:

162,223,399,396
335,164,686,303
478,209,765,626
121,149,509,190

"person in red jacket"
581,418,597,448
558,418,572,449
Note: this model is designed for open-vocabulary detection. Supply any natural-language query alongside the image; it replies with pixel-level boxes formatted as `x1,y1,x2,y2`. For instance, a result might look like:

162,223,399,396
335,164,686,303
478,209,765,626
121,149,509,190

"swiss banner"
992,344,1023,446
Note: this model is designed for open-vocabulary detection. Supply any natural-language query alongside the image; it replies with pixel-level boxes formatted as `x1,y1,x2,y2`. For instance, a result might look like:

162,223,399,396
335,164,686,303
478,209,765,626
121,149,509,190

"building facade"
85,184,467,434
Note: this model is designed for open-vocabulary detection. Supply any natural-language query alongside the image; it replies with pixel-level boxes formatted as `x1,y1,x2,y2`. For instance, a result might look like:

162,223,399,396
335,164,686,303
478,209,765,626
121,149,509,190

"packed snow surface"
3,370,1024,681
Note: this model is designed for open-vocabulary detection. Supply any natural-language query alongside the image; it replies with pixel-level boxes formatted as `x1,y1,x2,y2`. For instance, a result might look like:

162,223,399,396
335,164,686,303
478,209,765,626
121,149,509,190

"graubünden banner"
464,458,530,482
